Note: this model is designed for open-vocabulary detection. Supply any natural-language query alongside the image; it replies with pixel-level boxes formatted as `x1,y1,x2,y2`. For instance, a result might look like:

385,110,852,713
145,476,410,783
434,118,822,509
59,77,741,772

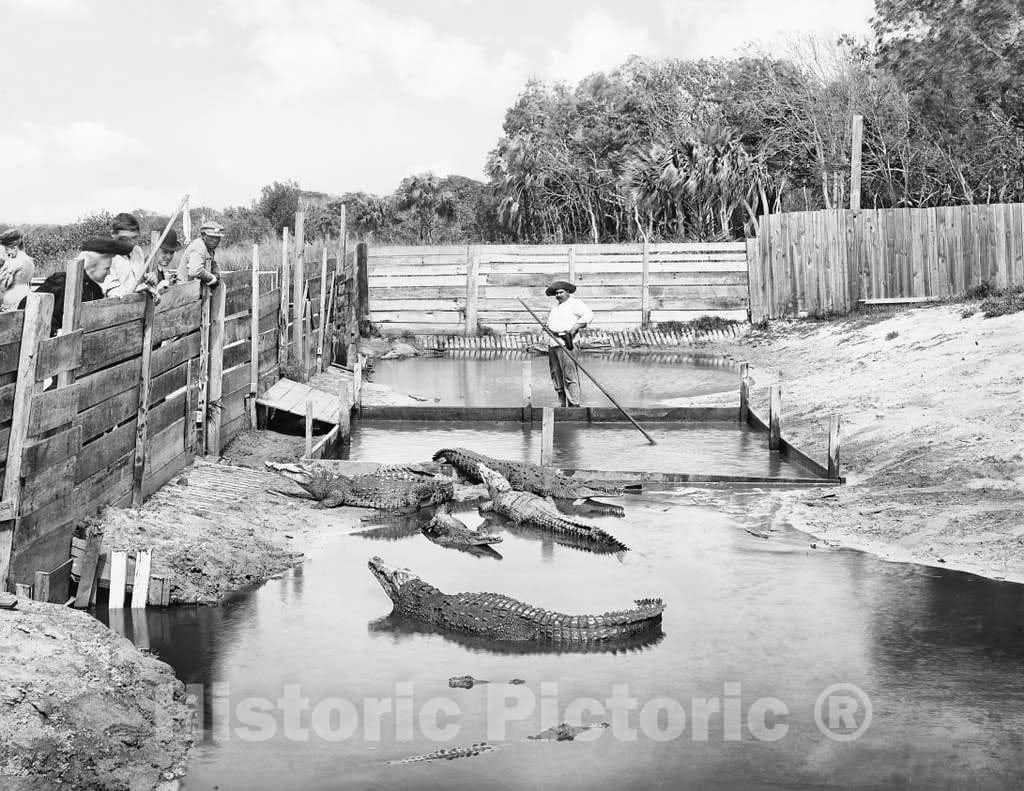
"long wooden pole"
142,193,190,275
517,298,657,445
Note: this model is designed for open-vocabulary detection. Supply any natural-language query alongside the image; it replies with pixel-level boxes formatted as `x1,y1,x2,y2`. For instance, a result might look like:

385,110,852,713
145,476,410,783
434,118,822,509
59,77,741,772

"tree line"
9,0,1023,261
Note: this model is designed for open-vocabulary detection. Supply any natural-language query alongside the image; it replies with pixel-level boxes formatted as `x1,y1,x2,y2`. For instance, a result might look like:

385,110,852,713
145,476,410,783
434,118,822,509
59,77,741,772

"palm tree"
395,173,456,243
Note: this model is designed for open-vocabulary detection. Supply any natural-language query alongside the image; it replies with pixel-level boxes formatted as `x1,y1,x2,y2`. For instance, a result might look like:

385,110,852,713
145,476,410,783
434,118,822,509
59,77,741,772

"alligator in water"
424,504,503,548
266,462,453,512
368,555,665,644
476,464,629,553
527,722,610,741
433,447,639,503
448,675,526,689
386,743,501,764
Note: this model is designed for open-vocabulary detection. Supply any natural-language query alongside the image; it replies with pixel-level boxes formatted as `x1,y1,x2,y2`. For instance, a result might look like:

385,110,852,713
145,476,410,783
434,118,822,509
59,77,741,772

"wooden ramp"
257,377,343,424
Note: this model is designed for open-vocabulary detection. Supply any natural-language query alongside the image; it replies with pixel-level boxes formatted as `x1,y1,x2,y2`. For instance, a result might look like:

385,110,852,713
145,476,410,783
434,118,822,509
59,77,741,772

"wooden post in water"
522,360,532,422
131,294,157,507
540,407,554,466
337,378,351,449
305,399,314,458
738,362,750,422
769,384,782,450
108,550,127,610
352,355,364,414
465,245,479,336
356,242,369,324
130,549,151,609
640,241,651,328
249,244,260,427
827,414,841,478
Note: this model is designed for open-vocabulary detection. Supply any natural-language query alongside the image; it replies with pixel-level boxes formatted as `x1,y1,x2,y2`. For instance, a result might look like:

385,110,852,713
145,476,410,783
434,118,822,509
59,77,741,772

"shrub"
885,330,899,340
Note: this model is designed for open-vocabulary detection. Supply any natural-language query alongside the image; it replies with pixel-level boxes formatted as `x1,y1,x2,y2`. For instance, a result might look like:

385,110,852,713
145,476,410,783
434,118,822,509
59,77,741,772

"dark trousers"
547,345,581,407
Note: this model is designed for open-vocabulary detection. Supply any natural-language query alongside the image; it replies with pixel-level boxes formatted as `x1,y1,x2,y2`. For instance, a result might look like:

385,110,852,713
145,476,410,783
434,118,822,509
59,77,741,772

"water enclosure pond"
370,351,738,407
107,492,1024,790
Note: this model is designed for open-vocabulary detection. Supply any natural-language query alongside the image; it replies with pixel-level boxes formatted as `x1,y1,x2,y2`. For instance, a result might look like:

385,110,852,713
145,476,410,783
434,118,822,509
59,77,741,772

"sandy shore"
689,303,1024,583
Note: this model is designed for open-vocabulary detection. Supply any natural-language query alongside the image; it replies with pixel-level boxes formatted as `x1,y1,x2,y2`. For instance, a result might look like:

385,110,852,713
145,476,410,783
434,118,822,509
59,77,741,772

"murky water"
108,492,1024,790
370,352,737,407
346,420,810,478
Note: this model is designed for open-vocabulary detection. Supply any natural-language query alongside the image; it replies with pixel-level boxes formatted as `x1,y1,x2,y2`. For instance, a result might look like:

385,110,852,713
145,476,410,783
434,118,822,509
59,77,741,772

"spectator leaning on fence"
21,237,134,335
178,220,224,287
0,228,35,311
102,212,148,298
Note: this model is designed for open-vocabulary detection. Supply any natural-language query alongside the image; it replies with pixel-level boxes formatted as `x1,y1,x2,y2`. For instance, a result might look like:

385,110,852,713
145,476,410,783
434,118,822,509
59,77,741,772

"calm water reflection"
106,492,1024,790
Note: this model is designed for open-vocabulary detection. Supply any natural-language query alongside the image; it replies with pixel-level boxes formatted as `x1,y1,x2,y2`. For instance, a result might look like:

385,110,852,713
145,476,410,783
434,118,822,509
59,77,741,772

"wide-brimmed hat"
545,280,576,296
199,220,225,238
160,229,182,251
0,228,24,246
81,237,135,255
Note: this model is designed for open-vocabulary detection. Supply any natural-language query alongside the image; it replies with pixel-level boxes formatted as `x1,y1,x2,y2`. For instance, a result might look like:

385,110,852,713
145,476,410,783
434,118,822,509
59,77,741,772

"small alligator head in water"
368,556,418,602
476,463,512,494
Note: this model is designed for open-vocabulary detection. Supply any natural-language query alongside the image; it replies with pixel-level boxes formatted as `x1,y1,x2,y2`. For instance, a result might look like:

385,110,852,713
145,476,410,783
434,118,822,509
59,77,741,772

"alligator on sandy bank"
433,448,640,503
528,722,610,741
266,462,453,512
424,505,503,548
476,464,629,553
368,556,665,644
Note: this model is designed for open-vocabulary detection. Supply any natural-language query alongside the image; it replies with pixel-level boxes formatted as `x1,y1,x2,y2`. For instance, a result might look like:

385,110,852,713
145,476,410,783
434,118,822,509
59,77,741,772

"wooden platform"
257,377,343,424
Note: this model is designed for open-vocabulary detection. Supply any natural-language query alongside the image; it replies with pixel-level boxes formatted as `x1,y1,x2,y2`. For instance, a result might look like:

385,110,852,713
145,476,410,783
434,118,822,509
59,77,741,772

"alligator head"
476,463,512,494
368,556,419,601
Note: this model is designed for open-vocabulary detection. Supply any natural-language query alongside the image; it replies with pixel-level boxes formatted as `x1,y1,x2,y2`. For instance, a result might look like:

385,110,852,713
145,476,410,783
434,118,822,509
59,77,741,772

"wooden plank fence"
367,242,749,335
0,217,358,593
748,204,1024,321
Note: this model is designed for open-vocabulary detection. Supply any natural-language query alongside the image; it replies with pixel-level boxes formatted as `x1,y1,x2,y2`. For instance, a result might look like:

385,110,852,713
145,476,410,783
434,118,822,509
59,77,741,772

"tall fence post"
58,258,84,388
337,377,351,450
567,245,576,282
540,407,554,466
205,283,226,456
828,414,841,478
131,294,157,507
465,245,479,336
278,226,290,368
292,212,306,376
769,384,782,451
356,242,369,326
305,399,314,458
738,362,750,423
352,354,364,414
1,292,54,591
317,248,329,371
249,244,260,427
640,241,651,328
196,287,212,454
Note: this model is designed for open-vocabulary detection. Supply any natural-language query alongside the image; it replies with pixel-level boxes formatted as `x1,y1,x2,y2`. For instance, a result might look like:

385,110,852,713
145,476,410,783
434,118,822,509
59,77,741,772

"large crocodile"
368,555,665,644
266,461,453,512
476,464,629,553
433,448,639,500
386,743,501,764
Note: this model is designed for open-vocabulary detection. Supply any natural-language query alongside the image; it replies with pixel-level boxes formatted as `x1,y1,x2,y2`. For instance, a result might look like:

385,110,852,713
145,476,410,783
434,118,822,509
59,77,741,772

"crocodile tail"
432,448,486,481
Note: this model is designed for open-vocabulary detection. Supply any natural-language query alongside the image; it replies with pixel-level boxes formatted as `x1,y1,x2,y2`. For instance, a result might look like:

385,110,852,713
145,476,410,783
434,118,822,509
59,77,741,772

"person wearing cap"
0,228,35,311
178,220,224,287
20,237,134,335
103,212,148,298
544,280,593,407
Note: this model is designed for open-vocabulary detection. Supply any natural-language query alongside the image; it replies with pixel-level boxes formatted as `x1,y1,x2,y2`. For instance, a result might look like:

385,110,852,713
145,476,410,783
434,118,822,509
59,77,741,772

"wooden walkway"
257,377,345,424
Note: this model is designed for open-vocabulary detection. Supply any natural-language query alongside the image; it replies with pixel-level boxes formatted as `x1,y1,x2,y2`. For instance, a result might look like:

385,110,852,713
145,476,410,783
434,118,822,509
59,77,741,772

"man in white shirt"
0,228,35,311
545,280,593,407
103,212,148,297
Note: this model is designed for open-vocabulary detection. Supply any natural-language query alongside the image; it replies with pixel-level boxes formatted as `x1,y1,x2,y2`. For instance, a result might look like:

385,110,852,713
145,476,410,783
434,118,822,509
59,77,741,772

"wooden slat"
73,532,102,608
75,418,136,484
36,330,83,381
130,548,151,608
108,550,127,609
80,320,144,377
22,426,82,478
0,312,24,345
29,386,79,436
153,301,203,344
34,558,73,604
80,294,147,331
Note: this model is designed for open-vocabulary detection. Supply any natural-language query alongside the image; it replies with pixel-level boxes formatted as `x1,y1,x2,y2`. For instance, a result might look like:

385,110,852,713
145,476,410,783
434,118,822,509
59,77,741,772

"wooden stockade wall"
748,203,1024,320
367,242,749,335
0,244,356,593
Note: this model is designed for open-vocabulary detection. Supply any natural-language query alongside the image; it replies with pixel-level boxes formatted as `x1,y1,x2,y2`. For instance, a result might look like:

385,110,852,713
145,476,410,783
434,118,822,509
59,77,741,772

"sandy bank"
690,303,1024,583
0,599,193,790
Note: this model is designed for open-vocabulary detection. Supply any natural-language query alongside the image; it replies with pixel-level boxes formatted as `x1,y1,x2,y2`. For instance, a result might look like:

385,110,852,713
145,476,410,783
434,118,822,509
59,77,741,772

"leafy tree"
394,173,456,242
257,180,302,233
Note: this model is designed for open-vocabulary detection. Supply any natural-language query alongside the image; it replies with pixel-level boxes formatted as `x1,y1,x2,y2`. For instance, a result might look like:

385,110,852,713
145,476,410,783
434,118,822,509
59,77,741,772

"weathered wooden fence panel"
749,204,1024,320
368,242,749,335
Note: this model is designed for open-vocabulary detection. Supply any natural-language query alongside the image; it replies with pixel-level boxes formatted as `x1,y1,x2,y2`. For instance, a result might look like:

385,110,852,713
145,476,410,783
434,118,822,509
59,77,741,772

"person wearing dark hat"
544,280,593,407
103,212,148,297
0,228,35,311
179,220,224,287
146,229,184,302
20,237,134,335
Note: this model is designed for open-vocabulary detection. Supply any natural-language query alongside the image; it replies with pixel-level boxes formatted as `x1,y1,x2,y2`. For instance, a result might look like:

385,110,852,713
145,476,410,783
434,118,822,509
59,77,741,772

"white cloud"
221,0,527,106
2,0,84,13
54,121,146,161
547,10,659,84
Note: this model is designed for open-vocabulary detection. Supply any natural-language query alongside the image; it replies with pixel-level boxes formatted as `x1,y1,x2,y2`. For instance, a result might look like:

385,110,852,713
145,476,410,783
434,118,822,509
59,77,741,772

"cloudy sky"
2,0,873,223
